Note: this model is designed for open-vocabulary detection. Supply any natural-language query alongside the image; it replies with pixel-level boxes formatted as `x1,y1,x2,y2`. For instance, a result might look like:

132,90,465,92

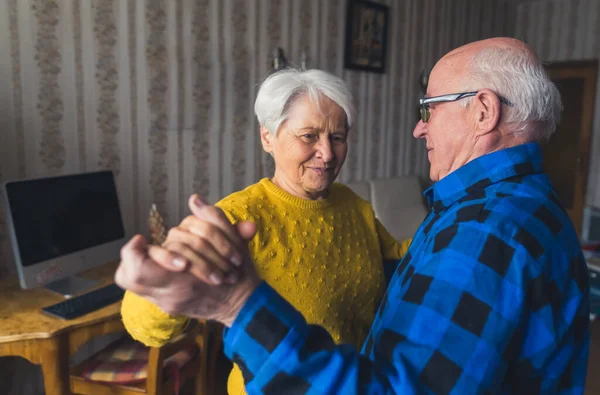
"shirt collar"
424,142,544,213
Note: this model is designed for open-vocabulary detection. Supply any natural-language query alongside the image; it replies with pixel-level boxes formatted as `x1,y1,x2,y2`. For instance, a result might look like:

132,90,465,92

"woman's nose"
316,139,334,162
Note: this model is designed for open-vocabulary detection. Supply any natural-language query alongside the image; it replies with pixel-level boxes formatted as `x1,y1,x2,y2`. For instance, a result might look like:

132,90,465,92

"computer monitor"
2,170,126,296
582,205,600,244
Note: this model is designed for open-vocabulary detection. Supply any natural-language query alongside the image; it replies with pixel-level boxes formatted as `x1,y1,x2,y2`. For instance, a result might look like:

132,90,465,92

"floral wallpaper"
95,0,121,174
33,0,66,172
191,0,212,201
0,0,514,277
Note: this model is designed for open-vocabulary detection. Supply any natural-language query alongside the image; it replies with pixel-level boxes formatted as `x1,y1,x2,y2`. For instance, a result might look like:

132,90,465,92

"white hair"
254,68,355,135
461,45,562,140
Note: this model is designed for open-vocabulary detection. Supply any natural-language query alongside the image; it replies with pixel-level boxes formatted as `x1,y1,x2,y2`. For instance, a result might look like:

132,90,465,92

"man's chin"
429,169,438,183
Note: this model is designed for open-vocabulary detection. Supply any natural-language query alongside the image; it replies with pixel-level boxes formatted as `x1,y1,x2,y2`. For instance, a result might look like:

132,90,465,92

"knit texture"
121,178,409,395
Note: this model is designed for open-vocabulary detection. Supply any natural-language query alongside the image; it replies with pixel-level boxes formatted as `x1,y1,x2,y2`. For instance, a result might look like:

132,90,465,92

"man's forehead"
427,56,468,95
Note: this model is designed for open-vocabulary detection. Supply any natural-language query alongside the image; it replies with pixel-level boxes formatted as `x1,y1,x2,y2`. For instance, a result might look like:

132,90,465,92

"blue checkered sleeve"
224,281,401,394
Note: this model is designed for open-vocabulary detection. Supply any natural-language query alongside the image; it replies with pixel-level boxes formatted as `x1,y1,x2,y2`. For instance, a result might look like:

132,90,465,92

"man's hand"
115,195,261,327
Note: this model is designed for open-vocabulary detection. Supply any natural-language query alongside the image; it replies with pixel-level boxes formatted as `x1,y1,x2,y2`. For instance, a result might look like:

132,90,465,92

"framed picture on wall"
344,0,389,73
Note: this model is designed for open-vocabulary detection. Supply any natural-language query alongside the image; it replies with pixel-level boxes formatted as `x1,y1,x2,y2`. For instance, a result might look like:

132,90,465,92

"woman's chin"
303,180,333,195
298,170,338,195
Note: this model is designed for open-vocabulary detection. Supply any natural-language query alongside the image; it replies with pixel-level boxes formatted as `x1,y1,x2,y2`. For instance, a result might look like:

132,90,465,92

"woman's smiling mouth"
307,167,333,175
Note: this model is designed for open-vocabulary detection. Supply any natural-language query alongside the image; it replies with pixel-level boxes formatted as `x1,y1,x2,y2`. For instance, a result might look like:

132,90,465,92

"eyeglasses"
419,91,513,123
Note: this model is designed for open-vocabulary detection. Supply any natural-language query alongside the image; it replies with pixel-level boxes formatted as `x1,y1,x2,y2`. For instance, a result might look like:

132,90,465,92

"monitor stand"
44,276,100,298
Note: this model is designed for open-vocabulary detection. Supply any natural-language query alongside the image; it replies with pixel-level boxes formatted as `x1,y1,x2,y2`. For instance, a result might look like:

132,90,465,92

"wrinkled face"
261,94,348,199
413,56,474,182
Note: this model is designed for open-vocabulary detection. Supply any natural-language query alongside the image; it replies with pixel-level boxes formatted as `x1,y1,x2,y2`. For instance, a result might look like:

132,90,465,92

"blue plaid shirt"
224,143,590,394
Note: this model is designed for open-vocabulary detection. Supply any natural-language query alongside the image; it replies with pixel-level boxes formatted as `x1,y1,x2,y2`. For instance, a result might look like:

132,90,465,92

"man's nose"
413,120,426,139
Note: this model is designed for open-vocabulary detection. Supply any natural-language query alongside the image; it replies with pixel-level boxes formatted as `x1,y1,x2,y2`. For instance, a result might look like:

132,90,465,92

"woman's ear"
473,89,501,135
260,126,274,154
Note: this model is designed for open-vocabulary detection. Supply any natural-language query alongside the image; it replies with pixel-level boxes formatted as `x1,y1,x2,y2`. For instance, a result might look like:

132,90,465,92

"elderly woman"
121,68,410,395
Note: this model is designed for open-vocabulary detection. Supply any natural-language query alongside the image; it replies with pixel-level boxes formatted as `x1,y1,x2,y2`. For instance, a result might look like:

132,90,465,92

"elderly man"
117,37,589,394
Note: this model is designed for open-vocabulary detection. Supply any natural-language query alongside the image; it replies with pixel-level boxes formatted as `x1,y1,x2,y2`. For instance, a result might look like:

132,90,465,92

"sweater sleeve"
375,218,412,259
121,291,189,347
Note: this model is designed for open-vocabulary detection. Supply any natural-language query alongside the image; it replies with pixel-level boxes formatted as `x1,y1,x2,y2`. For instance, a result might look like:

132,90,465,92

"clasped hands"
115,195,261,327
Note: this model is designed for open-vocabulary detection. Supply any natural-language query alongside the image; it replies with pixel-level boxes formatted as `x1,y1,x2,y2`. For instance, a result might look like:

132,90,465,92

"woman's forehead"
287,95,345,122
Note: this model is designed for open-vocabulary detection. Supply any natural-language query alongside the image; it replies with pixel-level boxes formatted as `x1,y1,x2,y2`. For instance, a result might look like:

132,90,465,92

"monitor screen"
3,171,126,291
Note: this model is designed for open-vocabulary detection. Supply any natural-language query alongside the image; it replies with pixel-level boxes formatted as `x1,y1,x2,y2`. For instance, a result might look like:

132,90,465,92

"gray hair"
461,45,562,140
254,68,355,135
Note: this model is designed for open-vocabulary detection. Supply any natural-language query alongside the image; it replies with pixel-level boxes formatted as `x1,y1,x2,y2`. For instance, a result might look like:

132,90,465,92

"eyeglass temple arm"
419,92,477,105
420,92,513,107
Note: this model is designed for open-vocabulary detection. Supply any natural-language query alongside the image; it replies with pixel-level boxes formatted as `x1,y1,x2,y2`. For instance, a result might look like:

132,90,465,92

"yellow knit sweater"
121,178,410,395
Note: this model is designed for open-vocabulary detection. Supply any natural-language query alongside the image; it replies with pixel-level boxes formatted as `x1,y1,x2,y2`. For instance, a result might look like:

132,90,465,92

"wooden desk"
0,262,124,395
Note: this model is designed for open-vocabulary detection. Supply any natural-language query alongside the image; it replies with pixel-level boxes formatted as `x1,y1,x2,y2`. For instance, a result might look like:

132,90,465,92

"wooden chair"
69,320,211,395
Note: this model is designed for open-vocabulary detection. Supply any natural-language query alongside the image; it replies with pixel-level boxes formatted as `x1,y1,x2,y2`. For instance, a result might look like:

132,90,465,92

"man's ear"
260,126,274,154
473,89,501,135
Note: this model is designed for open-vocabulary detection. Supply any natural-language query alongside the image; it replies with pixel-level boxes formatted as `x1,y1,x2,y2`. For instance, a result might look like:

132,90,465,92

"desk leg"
39,336,71,395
